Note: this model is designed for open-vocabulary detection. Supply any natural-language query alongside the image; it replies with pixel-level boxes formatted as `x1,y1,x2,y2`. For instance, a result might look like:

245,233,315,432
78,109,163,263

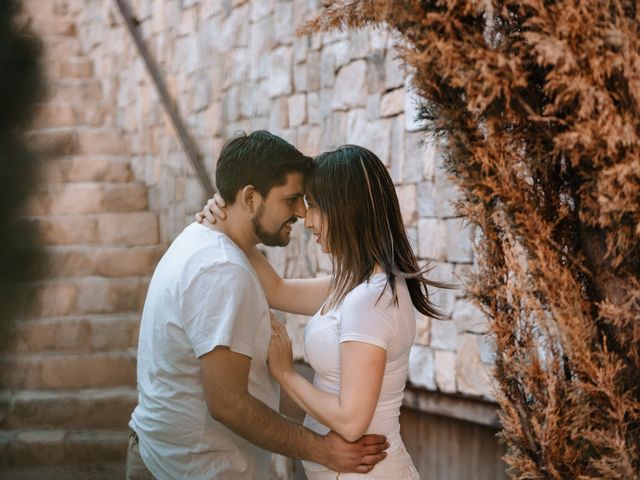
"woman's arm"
269,315,386,442
246,246,330,316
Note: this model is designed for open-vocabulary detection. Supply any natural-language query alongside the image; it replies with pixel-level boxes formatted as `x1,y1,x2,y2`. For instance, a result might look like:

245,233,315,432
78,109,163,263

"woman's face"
303,194,330,254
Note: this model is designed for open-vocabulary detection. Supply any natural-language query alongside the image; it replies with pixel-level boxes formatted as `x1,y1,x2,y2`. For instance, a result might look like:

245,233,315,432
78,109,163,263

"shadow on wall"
0,0,46,351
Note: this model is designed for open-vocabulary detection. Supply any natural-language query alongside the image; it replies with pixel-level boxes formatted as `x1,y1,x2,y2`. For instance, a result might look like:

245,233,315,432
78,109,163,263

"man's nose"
293,197,306,218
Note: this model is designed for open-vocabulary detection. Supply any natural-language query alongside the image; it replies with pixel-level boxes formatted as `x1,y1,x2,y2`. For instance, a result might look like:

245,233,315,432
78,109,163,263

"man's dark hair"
215,131,312,203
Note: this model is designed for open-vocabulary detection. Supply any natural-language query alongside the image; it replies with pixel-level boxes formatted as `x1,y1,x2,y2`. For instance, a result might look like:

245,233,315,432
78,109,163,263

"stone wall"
72,0,495,401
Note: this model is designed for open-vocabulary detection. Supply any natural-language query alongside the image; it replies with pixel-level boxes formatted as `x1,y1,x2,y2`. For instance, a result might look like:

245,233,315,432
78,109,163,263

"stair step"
24,182,148,215
28,212,159,246
48,79,103,103
1,388,137,430
43,245,164,279
42,35,82,59
18,0,80,19
40,155,133,183
0,429,128,467
26,129,77,156
1,351,136,390
0,462,125,480
18,15,76,37
33,102,112,129
23,277,150,318
27,128,128,156
5,314,140,355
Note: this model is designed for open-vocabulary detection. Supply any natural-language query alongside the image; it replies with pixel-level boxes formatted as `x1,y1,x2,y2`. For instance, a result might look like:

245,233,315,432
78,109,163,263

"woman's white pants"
304,445,420,479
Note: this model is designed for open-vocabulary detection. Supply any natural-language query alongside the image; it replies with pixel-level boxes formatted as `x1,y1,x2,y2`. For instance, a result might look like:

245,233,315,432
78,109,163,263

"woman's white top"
302,273,416,471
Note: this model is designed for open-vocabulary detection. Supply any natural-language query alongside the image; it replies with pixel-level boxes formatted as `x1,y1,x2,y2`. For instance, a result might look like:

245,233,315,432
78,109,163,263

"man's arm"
200,346,388,473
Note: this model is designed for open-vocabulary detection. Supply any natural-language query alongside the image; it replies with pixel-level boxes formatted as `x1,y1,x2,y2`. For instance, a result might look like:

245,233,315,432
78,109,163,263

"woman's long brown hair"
307,145,448,318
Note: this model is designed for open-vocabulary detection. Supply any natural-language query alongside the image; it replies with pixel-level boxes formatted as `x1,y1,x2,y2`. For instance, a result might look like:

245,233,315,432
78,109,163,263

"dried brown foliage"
303,1,640,478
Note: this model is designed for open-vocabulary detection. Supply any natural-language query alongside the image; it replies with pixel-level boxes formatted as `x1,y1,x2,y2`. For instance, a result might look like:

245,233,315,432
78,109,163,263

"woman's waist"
302,415,403,472
302,429,404,473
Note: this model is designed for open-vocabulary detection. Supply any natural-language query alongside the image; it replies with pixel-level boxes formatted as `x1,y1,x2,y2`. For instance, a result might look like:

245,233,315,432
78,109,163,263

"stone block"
97,212,159,245
297,125,322,156
89,315,139,352
384,50,405,90
32,215,98,246
178,5,197,36
29,281,79,318
266,46,293,97
307,91,320,125
33,102,76,129
293,62,308,92
274,2,293,45
414,312,430,345
445,218,474,263
28,15,76,36
331,60,367,110
321,111,347,149
366,50,385,93
348,28,370,61
455,333,495,399
417,181,437,218
452,299,488,334
408,345,435,390
370,28,389,51
293,37,308,64
417,218,447,261
288,93,306,127
39,352,136,389
403,132,427,183
380,88,405,117
434,349,457,393
251,0,274,21
430,319,457,350
77,129,127,156
361,119,392,166
26,129,77,157
51,79,103,103
43,156,133,184
389,114,404,183
77,277,149,315
306,50,321,91
395,184,417,226
30,183,148,216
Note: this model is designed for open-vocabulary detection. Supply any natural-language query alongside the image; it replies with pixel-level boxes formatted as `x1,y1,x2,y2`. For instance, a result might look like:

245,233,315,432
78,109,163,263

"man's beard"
251,204,296,247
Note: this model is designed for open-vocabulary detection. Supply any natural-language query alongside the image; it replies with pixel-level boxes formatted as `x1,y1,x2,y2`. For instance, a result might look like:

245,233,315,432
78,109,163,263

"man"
127,131,387,479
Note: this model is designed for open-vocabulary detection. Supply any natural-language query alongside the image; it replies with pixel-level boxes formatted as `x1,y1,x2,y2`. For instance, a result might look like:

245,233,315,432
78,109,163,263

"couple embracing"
127,130,442,479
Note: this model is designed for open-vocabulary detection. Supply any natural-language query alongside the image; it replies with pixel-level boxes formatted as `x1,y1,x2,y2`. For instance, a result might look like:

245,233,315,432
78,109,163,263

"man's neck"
202,216,257,253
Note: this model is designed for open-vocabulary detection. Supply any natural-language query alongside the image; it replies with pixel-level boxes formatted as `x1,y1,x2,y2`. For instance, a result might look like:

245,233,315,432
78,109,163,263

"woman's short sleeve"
339,283,396,350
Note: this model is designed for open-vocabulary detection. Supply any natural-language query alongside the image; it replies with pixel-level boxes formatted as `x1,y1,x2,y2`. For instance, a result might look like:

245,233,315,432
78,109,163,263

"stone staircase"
0,2,163,471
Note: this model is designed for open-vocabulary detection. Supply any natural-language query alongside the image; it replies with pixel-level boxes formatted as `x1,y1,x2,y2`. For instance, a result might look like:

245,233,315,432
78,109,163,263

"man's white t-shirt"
129,222,278,480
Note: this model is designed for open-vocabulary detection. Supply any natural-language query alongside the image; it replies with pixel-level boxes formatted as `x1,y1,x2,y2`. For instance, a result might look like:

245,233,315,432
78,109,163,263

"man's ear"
239,185,261,213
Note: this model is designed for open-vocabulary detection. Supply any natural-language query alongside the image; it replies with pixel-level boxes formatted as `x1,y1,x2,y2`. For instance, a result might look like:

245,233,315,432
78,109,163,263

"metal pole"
113,0,216,197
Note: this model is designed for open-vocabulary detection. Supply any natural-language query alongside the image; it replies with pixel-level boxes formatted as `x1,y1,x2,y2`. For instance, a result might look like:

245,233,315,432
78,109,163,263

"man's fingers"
363,441,389,455
358,452,387,467
360,434,387,446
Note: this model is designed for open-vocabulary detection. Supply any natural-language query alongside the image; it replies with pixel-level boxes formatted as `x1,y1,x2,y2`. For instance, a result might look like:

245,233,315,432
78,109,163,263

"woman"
199,145,444,479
